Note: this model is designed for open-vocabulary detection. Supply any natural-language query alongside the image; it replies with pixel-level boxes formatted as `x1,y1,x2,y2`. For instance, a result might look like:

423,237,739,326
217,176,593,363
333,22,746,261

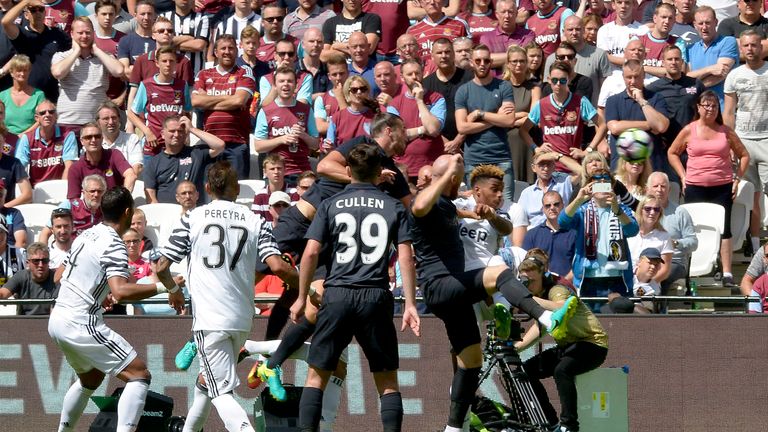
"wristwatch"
586,147,594,153
477,111,485,121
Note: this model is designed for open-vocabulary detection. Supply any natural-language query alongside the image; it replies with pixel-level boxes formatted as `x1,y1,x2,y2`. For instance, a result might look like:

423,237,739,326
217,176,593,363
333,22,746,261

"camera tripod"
472,321,552,432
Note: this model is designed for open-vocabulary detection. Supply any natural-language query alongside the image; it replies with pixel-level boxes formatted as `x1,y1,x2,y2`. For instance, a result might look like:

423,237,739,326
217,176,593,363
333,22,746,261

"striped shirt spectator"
161,0,210,75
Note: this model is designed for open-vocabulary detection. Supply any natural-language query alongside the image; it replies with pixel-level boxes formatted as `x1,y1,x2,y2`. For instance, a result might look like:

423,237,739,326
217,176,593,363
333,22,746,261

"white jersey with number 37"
160,200,281,332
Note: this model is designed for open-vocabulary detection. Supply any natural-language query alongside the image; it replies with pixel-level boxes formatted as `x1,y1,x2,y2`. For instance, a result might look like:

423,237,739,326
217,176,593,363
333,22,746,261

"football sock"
212,393,254,432
58,380,94,432
267,318,316,369
447,367,480,427
320,376,344,431
182,384,212,432
243,339,280,357
116,379,149,432
539,310,554,330
380,391,403,432
298,386,324,431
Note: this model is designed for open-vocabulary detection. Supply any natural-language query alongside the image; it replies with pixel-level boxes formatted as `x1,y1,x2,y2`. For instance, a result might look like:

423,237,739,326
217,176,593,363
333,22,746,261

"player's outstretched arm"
397,242,420,337
266,254,299,291
291,240,321,323
108,276,182,309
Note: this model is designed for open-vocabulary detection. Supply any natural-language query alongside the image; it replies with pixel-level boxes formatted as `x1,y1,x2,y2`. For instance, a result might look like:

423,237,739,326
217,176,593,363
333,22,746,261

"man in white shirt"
97,101,143,176
596,0,648,72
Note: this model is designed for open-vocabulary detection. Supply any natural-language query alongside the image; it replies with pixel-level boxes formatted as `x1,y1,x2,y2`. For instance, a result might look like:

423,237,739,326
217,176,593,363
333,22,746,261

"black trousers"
522,341,608,431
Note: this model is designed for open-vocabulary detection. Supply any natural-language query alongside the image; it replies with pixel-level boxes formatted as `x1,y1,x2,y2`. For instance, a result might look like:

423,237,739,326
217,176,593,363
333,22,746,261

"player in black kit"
241,113,412,405
291,143,420,432
411,154,577,432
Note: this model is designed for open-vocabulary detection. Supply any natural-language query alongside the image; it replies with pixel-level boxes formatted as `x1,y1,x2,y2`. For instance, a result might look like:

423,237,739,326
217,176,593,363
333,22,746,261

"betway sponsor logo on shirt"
535,34,558,45
149,103,183,113
271,125,293,136
543,125,578,135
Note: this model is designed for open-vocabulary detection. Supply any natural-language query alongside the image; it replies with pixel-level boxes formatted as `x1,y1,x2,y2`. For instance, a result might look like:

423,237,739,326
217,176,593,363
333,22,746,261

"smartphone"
592,183,612,193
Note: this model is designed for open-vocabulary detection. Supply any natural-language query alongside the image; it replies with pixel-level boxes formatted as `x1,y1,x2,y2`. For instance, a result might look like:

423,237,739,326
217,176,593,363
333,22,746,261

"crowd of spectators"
0,0,767,314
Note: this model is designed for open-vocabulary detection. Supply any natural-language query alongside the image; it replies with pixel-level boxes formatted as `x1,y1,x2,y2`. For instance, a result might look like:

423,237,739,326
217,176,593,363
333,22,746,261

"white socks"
116,380,149,432
242,339,312,361
58,380,94,432
320,376,344,431
538,310,554,331
183,385,212,432
212,393,254,432
444,426,463,432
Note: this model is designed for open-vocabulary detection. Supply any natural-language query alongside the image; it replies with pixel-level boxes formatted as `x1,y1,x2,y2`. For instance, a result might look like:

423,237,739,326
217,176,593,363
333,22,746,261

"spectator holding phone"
559,167,639,312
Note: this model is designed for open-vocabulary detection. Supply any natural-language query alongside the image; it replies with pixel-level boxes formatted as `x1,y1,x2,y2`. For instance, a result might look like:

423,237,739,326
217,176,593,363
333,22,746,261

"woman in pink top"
668,90,750,285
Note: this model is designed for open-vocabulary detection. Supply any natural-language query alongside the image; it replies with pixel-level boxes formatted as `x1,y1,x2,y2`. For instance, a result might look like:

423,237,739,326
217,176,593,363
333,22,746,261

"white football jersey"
54,223,131,324
160,199,281,332
454,196,511,271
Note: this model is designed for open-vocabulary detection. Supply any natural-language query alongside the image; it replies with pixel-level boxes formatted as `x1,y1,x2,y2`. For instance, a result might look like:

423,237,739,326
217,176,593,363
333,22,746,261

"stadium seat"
132,180,146,206
513,180,529,202
32,180,68,205
16,203,57,243
137,203,182,244
237,179,266,205
680,203,725,277
731,180,755,252
0,303,16,316
668,181,681,205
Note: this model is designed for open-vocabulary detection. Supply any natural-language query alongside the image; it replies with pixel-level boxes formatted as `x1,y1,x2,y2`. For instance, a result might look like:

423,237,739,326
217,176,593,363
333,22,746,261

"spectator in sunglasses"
523,190,577,278
627,195,673,284
0,242,55,315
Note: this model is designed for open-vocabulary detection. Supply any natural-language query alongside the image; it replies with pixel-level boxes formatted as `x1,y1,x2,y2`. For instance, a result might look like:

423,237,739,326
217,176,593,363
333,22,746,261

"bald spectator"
394,33,422,79
374,61,399,106
321,0,381,61
67,122,136,199
543,15,611,104
15,100,78,187
687,6,738,108
2,0,72,101
284,0,336,41
39,174,105,242
347,31,378,94
300,27,330,99
453,36,473,70
479,0,535,74
597,39,653,116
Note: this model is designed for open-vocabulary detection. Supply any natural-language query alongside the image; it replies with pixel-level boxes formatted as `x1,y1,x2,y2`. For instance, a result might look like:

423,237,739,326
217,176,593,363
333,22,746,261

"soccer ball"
616,128,653,163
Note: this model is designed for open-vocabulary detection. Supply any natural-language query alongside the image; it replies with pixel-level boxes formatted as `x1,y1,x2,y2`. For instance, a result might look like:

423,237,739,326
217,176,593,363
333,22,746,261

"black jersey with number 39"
306,183,411,290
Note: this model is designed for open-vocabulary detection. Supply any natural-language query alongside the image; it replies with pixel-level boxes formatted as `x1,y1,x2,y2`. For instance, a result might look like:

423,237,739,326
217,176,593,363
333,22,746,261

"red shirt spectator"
43,0,76,33
362,0,409,56
407,12,470,64
527,3,573,57
67,148,132,199
193,63,256,145
130,51,194,87
94,30,126,102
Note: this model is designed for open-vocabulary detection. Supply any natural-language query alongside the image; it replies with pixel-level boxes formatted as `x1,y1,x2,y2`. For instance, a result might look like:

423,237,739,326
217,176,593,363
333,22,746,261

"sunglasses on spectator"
551,77,568,85
556,54,575,61
275,51,295,57
37,109,56,115
698,103,718,110
28,258,50,264
124,239,141,245
52,208,72,216
543,202,562,209
592,174,611,181
81,134,102,141
27,6,45,12
643,206,661,214
264,16,285,22
349,86,368,94
154,28,174,34
473,58,491,65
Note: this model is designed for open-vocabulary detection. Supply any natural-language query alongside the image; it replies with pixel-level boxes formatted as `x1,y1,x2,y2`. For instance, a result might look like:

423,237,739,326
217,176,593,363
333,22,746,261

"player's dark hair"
101,186,134,223
347,144,382,183
370,112,404,138
206,161,238,199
